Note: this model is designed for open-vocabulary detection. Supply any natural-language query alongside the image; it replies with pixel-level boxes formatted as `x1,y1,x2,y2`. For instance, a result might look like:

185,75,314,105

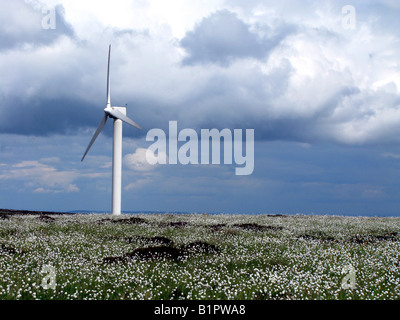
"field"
0,211,400,300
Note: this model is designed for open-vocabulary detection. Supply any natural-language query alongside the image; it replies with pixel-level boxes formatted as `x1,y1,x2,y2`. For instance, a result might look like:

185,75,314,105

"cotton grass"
0,214,399,300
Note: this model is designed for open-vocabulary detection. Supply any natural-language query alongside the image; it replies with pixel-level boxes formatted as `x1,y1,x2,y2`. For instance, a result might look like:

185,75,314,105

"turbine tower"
81,45,142,216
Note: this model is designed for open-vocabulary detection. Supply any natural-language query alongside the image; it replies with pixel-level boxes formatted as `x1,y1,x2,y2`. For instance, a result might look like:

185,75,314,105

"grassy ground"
0,212,400,300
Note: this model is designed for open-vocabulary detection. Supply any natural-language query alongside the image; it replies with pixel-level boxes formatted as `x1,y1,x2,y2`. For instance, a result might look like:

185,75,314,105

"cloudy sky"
1,0,400,216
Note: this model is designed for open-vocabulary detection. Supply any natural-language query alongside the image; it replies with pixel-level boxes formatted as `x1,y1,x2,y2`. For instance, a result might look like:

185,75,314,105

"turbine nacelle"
105,106,125,117
105,106,142,129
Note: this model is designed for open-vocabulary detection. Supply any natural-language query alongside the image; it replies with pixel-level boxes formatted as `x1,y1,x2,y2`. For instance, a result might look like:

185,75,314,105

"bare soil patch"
125,236,174,246
232,223,283,232
103,240,220,263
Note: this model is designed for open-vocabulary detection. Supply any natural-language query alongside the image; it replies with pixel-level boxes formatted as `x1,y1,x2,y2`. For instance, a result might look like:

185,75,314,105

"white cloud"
122,148,170,192
124,147,167,172
66,183,79,192
382,153,400,159
0,159,80,193
124,178,152,191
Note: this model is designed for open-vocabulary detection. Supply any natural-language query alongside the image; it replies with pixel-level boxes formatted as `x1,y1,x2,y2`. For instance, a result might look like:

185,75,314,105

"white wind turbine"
81,45,142,216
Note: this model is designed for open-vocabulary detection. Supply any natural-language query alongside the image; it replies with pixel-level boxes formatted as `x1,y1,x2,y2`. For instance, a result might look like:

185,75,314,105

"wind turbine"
81,45,142,216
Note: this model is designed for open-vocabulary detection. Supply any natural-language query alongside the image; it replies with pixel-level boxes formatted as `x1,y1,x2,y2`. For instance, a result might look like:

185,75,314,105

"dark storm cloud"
1,1,399,147
0,97,96,136
0,92,149,138
0,93,151,139
0,1,74,51
180,10,292,66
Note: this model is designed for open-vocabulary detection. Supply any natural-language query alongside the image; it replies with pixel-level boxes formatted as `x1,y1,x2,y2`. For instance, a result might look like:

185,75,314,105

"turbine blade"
106,45,111,107
108,109,142,130
81,114,108,162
